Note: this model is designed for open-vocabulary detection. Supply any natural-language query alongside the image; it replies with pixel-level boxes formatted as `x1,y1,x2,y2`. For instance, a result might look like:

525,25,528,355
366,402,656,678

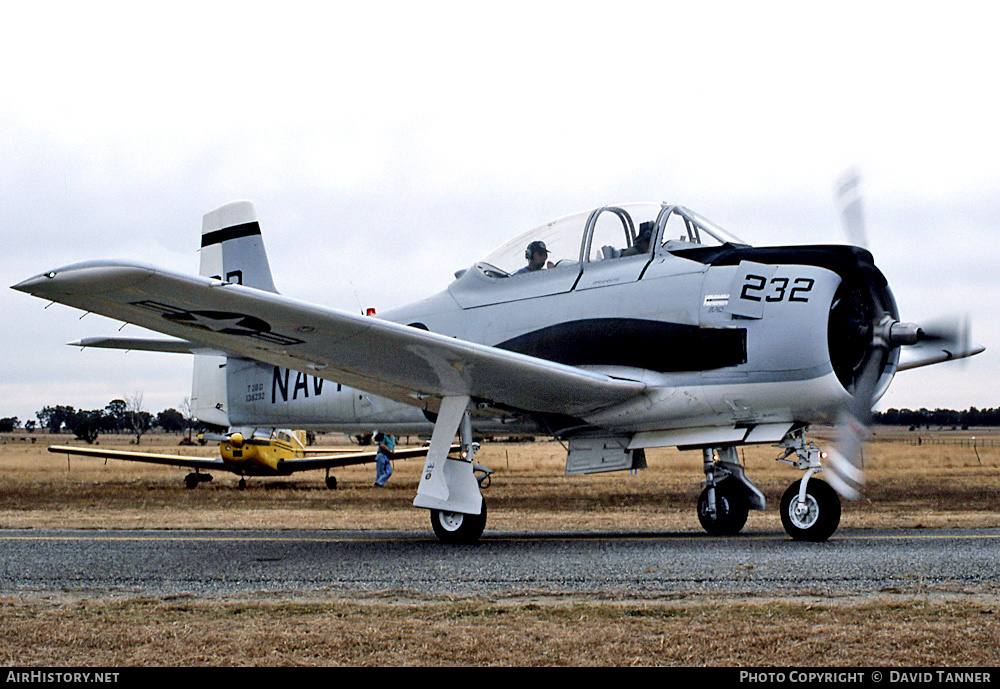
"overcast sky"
3,2,997,425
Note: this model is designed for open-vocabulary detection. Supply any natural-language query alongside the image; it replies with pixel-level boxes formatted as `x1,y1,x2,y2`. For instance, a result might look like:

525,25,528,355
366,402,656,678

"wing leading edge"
14,261,645,418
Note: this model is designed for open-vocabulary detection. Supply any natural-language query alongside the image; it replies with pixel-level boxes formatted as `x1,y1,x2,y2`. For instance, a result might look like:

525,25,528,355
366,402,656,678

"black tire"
780,479,841,542
325,476,338,490
184,474,199,490
430,500,487,544
697,480,749,535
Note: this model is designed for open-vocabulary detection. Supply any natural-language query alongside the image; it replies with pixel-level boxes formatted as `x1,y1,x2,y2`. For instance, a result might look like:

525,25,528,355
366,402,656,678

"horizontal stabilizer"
72,337,226,356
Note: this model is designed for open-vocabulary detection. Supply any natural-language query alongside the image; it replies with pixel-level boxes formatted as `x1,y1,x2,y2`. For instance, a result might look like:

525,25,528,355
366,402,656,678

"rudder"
200,200,278,293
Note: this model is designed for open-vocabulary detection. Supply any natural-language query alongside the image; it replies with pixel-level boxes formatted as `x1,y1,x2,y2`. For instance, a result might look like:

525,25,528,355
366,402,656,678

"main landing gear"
415,396,494,544
427,463,494,544
697,430,842,541
699,447,766,536
184,471,213,489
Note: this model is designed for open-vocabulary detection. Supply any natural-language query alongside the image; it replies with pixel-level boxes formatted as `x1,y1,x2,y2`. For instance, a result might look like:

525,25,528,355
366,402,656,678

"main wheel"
697,480,749,535
780,478,841,542
430,500,487,544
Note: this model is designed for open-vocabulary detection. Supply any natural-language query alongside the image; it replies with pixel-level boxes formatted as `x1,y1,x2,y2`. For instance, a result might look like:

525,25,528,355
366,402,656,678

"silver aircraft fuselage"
226,204,898,445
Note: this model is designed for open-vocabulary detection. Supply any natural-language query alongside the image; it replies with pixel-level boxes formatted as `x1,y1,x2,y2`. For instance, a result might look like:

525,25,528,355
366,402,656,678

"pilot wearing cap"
514,240,550,275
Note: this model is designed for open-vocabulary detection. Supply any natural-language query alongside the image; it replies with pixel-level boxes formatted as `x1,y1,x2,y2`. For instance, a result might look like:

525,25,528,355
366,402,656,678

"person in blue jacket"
373,431,396,487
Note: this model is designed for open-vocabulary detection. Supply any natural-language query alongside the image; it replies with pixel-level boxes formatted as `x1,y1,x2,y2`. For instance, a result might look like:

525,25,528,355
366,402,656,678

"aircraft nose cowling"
12,261,154,297
826,261,899,403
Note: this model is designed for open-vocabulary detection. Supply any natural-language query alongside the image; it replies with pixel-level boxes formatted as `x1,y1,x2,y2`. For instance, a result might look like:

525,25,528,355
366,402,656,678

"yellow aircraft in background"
49,429,445,490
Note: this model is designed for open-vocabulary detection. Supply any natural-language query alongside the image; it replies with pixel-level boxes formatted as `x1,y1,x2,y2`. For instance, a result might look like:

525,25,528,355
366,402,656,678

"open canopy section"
475,203,749,278
659,206,749,252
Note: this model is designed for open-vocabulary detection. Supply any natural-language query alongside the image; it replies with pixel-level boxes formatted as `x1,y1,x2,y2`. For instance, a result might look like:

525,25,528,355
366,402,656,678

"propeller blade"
917,314,971,349
825,420,865,501
199,432,230,443
827,345,887,500
835,169,868,249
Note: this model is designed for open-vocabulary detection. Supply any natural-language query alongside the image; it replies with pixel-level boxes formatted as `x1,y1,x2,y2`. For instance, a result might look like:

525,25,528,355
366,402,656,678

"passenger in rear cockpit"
621,221,653,257
514,240,552,275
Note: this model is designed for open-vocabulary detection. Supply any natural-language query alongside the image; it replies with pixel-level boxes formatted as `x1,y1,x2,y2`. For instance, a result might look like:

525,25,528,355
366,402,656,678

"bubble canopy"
477,203,748,277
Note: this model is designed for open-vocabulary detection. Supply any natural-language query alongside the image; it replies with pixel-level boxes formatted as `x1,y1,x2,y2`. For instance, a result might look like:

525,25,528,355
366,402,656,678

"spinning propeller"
824,171,975,499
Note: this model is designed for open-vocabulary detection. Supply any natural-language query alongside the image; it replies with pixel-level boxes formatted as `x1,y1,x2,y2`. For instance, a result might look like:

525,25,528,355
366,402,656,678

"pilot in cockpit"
621,221,654,257
514,240,552,275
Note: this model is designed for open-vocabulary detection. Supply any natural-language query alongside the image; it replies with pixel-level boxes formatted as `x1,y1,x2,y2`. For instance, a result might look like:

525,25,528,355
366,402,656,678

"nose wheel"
780,478,841,542
775,430,844,541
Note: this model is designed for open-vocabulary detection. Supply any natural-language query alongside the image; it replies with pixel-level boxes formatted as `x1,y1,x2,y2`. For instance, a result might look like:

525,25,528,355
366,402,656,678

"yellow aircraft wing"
276,444,449,472
48,442,448,476
48,445,224,470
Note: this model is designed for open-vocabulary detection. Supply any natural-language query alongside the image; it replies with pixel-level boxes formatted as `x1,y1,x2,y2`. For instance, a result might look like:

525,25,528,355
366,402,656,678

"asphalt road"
1,528,998,598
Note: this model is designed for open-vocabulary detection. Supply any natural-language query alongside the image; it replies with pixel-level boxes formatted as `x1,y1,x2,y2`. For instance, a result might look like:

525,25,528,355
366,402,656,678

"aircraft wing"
48,445,225,470
14,261,645,418
276,445,447,472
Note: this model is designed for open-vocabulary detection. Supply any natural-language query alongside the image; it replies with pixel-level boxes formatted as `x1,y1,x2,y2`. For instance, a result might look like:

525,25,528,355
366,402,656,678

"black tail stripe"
201,222,262,248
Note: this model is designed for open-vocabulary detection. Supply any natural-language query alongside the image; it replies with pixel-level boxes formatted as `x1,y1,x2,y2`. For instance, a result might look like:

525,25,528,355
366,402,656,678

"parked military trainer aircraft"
13,194,983,543
48,428,439,490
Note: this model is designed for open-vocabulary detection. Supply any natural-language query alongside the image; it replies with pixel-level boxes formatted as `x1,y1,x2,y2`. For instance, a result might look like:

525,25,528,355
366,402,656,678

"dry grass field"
1,427,999,666
3,428,998,532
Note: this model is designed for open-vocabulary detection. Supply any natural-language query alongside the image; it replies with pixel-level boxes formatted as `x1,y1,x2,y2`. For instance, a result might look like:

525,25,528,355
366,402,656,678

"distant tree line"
872,407,1000,429
1,397,204,445
5,404,999,441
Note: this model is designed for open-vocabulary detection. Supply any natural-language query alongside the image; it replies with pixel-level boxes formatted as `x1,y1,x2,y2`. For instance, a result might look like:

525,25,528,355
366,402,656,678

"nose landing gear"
779,479,841,542
776,429,842,541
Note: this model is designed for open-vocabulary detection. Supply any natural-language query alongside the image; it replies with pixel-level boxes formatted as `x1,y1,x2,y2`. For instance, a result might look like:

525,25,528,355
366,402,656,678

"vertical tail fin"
200,200,278,293
191,200,279,428
190,353,230,429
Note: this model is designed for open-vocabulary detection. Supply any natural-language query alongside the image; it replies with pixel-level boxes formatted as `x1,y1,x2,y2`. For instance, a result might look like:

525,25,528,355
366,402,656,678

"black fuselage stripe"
201,222,262,248
496,318,747,373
